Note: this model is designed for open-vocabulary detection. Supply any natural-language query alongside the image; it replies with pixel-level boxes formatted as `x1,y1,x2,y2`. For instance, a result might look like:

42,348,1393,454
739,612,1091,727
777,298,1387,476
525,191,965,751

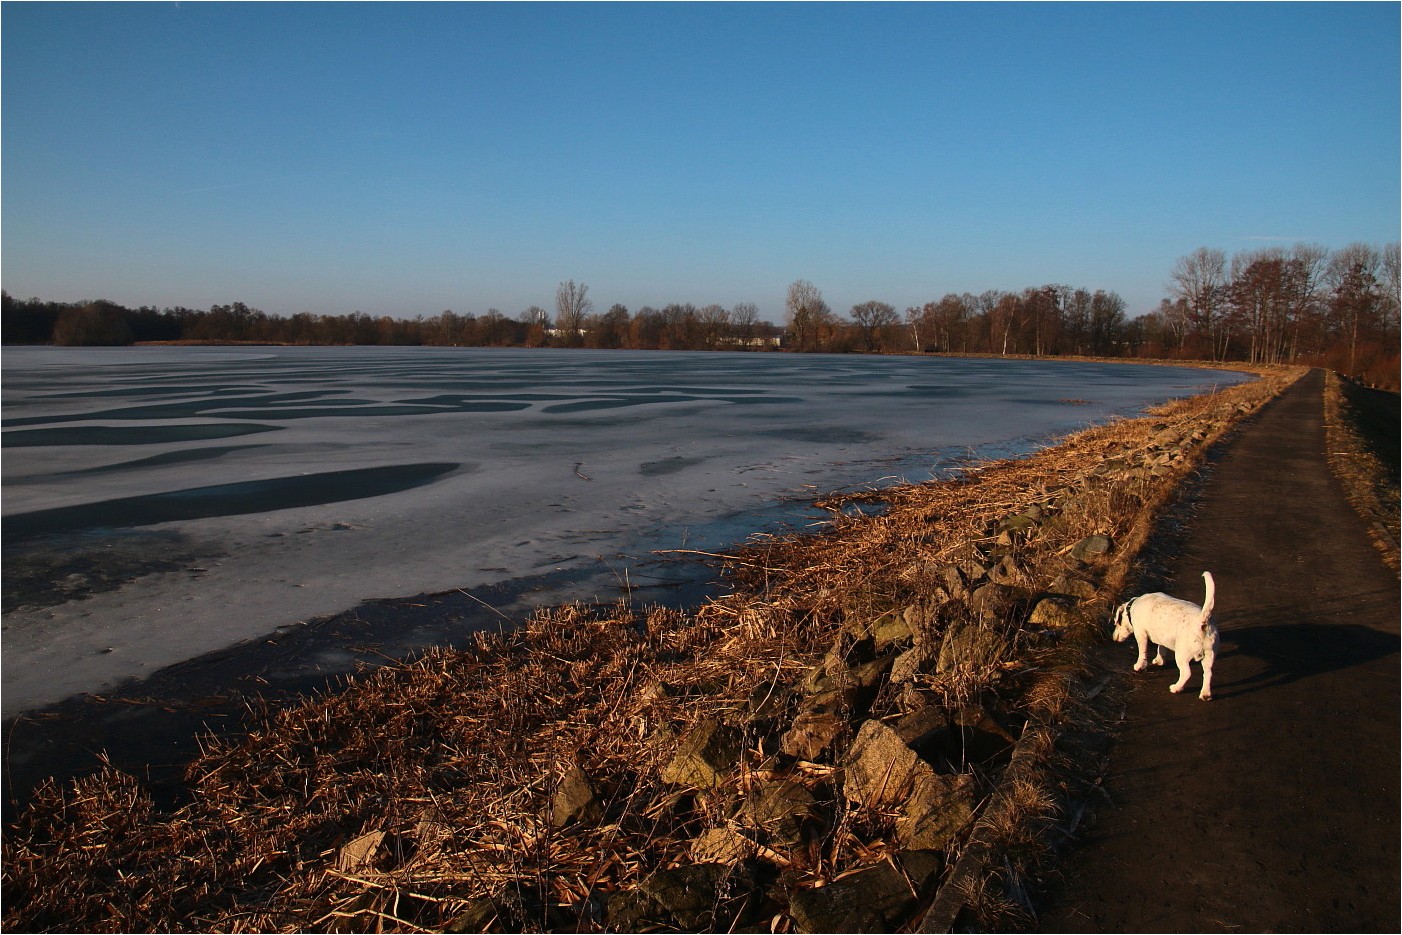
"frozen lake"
1,346,1247,716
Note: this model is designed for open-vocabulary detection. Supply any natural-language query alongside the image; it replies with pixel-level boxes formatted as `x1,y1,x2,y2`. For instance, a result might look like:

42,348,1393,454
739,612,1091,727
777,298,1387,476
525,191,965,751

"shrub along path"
1038,368,1400,932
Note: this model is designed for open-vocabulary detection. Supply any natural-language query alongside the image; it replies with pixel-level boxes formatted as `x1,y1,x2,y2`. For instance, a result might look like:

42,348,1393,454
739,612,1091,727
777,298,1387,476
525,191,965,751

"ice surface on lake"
1,346,1248,715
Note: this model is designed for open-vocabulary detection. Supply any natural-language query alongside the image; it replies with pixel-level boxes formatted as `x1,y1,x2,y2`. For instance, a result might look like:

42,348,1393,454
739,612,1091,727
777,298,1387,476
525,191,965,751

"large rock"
661,719,743,789
936,618,1006,674
988,554,1021,585
786,850,944,933
870,607,918,648
640,862,760,931
896,773,977,850
844,719,933,808
889,643,934,684
781,711,848,761
550,764,604,828
1070,534,1113,563
1029,595,1080,629
690,827,757,864
1049,573,1097,600
741,779,823,847
968,581,1021,621
935,564,969,599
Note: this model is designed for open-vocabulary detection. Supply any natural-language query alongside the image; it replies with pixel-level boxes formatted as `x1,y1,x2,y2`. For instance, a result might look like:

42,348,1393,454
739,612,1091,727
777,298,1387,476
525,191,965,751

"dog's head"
1111,601,1134,642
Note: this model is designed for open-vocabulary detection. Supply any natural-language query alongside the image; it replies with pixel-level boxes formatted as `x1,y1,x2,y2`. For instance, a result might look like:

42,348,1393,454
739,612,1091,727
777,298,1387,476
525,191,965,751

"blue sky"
3,2,1398,323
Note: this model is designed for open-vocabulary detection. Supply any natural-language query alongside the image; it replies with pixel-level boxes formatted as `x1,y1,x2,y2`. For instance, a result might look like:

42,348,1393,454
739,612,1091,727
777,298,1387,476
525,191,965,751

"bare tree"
850,300,898,351
730,302,760,341
1327,243,1382,376
1284,243,1329,360
1382,242,1401,334
903,306,926,353
554,280,592,345
785,279,833,352
1170,247,1228,359
697,304,730,348
931,295,970,353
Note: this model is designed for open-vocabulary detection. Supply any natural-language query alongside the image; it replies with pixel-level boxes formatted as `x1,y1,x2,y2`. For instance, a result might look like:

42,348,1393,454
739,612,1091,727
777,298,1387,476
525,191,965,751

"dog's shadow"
1211,586,1399,699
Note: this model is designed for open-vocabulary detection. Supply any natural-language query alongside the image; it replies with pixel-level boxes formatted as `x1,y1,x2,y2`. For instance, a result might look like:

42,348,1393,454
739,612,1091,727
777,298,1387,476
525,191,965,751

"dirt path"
1039,369,1399,933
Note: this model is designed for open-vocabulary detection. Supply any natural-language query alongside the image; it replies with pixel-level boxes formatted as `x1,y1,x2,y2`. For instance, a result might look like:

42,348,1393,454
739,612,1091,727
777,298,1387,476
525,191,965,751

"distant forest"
5,242,1397,389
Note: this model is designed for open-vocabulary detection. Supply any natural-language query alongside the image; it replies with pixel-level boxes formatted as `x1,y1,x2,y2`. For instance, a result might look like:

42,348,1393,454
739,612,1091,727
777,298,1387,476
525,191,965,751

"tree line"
5,241,1396,388
0,283,784,353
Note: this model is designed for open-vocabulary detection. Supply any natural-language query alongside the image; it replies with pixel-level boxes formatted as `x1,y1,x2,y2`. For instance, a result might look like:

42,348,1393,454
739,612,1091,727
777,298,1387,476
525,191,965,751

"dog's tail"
1200,571,1216,629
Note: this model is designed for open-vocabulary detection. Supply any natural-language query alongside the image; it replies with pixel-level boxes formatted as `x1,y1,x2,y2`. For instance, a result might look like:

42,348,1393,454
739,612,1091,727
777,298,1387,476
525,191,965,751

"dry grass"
2,364,1301,933
1323,371,1400,572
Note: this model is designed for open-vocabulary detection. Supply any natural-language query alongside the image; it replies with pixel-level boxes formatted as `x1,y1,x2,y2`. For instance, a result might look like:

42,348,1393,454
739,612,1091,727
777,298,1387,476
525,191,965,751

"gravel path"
1039,369,1399,933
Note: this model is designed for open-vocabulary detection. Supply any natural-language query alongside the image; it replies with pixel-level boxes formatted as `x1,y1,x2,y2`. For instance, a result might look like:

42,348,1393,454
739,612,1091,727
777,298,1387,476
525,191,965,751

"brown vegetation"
1323,372,1400,571
2,366,1303,933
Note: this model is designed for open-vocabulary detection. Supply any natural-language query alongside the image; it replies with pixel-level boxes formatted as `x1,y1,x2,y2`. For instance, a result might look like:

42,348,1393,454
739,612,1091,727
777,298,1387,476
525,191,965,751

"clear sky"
3,2,1398,323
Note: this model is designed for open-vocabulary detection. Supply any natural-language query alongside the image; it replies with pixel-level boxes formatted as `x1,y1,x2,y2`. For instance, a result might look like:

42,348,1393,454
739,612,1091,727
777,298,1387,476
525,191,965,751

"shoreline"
5,361,1306,930
1,559,721,818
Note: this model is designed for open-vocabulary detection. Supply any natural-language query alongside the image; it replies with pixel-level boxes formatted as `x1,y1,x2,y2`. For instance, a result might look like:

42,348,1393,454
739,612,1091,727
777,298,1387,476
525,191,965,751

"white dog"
1111,572,1218,700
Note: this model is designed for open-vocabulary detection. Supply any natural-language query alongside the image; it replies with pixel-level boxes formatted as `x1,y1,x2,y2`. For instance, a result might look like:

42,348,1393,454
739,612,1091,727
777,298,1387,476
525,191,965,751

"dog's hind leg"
1169,653,1192,694
1151,643,1165,666
1199,647,1215,701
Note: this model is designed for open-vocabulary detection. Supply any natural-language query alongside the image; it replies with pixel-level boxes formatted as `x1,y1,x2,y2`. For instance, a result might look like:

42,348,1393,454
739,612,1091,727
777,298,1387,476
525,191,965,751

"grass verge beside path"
2,365,1302,934
1324,372,1400,572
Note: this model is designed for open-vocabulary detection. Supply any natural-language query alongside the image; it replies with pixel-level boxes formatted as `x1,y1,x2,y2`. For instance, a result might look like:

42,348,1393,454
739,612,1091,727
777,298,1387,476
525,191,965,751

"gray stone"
988,554,1021,585
661,719,743,789
1070,534,1113,563
968,581,1020,621
1029,595,1080,629
550,764,604,828
690,827,756,864
889,644,934,684
871,608,917,648
786,850,944,933
844,719,933,808
781,711,848,761
892,706,948,749
604,889,661,932
641,862,758,931
896,773,977,850
742,780,823,847
936,564,969,597
936,619,1006,674
1049,573,1097,600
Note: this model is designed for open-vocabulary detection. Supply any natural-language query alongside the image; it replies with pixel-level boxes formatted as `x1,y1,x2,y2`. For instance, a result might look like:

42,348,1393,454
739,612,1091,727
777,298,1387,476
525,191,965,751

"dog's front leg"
1151,644,1165,666
1133,631,1151,671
